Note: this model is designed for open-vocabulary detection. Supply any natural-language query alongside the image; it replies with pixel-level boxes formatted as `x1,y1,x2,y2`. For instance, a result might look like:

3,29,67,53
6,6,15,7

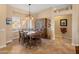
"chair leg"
19,37,21,44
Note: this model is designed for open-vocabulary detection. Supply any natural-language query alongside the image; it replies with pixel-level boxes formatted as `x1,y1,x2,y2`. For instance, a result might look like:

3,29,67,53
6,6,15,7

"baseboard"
6,37,19,44
11,36,19,40
72,43,79,46
50,37,55,40
6,40,12,44
55,36,72,39
0,45,6,48
64,37,72,40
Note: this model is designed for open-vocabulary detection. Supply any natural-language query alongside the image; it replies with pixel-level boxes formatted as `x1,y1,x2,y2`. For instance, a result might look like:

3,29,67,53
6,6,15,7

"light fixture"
28,4,31,18
26,4,33,20
28,4,33,45
28,4,33,20
27,4,33,30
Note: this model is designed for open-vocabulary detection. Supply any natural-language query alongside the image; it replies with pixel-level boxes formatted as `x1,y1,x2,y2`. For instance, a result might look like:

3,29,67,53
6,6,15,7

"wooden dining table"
22,30,41,48
24,30,42,37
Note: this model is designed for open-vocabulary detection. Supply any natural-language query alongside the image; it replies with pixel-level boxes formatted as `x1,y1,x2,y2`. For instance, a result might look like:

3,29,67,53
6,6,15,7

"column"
72,4,79,53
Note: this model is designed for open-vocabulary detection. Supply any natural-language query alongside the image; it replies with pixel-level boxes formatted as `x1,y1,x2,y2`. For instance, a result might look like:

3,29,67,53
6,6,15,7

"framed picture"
60,19,67,26
6,17,12,25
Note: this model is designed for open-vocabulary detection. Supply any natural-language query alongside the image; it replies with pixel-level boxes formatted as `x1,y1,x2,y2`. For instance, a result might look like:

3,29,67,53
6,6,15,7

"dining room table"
21,30,42,48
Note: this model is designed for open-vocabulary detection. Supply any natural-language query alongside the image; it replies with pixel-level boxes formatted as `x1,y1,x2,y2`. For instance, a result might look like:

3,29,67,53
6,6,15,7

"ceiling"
9,4,71,14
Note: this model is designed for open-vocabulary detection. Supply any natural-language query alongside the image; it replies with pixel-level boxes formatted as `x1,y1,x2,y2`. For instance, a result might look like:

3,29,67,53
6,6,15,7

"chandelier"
29,4,31,18
26,4,33,20
25,4,34,30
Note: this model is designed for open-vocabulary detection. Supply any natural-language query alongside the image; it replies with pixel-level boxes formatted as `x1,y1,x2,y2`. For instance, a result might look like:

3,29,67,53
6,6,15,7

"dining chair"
19,30,25,44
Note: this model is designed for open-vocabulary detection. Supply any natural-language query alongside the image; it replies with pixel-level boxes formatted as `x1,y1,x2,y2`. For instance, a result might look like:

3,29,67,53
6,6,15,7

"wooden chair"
30,32,42,48
19,31,25,45
23,32,30,47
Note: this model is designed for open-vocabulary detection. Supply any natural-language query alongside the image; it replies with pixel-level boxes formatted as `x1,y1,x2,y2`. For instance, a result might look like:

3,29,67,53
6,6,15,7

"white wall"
72,5,79,46
0,5,7,48
55,15,72,41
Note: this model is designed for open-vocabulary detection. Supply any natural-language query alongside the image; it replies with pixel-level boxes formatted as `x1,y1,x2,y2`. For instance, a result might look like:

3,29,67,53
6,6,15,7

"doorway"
54,14,72,44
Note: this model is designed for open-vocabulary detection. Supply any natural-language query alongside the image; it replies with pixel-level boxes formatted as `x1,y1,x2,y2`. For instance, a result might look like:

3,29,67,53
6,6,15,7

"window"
12,16,21,32
27,20,32,29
